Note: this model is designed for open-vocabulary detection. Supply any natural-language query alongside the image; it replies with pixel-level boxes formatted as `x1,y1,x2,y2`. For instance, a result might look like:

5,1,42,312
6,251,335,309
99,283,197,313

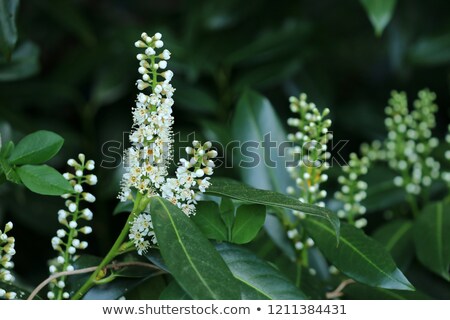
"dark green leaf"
16,164,73,195
159,280,192,300
304,219,414,290
216,243,307,299
264,214,296,261
206,178,340,238
0,0,19,60
191,201,227,241
414,200,450,281
231,89,291,192
408,34,450,66
9,130,64,165
372,219,414,270
113,200,134,216
231,204,266,244
344,283,430,300
0,280,37,300
0,41,40,81
150,196,240,299
219,197,235,231
360,0,397,36
173,83,217,115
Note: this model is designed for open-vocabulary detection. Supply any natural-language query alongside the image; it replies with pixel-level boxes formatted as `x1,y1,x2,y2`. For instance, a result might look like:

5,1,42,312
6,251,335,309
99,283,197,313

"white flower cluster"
384,90,440,194
442,124,450,185
48,154,96,300
286,93,332,206
122,33,216,255
0,222,16,300
335,153,369,228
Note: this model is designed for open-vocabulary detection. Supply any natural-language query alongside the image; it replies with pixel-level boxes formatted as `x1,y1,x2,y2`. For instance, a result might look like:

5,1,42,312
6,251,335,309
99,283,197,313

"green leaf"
16,164,73,195
159,281,192,300
0,0,19,60
372,219,414,270
219,197,235,231
414,200,450,281
360,0,397,36
191,201,227,241
8,130,64,165
150,196,240,299
0,280,37,300
231,204,266,244
113,200,134,215
304,218,413,290
206,178,340,239
344,283,430,300
216,243,307,299
0,41,40,81
231,89,291,192
408,34,450,66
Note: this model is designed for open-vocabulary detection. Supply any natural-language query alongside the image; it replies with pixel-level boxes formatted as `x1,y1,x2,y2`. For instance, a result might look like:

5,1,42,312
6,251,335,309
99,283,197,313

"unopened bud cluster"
335,153,369,228
286,93,332,206
47,153,96,300
0,222,16,299
442,125,450,186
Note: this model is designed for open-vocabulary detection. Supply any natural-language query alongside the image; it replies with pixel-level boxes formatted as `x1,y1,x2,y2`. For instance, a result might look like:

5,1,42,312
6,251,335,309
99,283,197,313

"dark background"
0,0,449,293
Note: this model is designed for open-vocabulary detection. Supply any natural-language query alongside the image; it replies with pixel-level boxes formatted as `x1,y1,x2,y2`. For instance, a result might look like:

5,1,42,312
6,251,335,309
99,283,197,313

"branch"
326,279,355,299
28,261,162,300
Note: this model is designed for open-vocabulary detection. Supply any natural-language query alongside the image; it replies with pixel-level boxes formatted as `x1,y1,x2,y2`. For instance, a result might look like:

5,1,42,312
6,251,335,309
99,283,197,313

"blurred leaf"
304,219,414,290
219,197,234,232
0,41,39,81
174,83,218,115
216,243,307,299
159,280,192,300
344,282,430,300
0,0,19,60
231,89,291,192
191,201,227,241
113,200,133,216
372,219,414,270
231,204,266,244
206,178,340,238
8,130,64,165
91,66,130,109
414,199,450,281
360,0,397,36
0,280,36,300
264,213,296,261
16,164,73,195
150,196,240,299
144,249,169,273
408,34,450,66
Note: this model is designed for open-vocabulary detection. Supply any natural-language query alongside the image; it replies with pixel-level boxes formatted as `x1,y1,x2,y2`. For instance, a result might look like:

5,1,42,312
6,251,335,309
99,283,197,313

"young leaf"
414,200,450,281
16,164,73,195
231,204,266,244
206,178,340,238
360,0,397,36
372,219,415,270
150,196,240,299
0,0,19,60
304,218,414,290
8,130,64,165
216,243,307,299
191,201,228,241
219,197,235,231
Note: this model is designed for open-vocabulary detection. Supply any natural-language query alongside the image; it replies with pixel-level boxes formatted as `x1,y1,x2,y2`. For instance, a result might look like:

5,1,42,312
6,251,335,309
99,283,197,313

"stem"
71,193,145,300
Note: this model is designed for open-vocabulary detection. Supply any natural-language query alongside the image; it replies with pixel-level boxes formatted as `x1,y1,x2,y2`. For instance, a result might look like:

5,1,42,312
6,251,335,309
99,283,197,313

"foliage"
0,0,449,300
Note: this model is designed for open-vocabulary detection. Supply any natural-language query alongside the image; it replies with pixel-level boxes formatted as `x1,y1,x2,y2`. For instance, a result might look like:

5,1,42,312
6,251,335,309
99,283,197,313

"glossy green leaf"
231,89,291,192
344,283,430,300
0,280,37,300
360,0,397,36
216,243,307,299
304,218,413,290
0,41,40,81
191,201,227,241
150,196,240,299
8,130,64,165
113,200,134,215
414,200,450,281
372,219,414,270
219,197,235,231
206,178,340,238
231,204,266,244
0,0,19,60
16,164,73,195
159,281,192,300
